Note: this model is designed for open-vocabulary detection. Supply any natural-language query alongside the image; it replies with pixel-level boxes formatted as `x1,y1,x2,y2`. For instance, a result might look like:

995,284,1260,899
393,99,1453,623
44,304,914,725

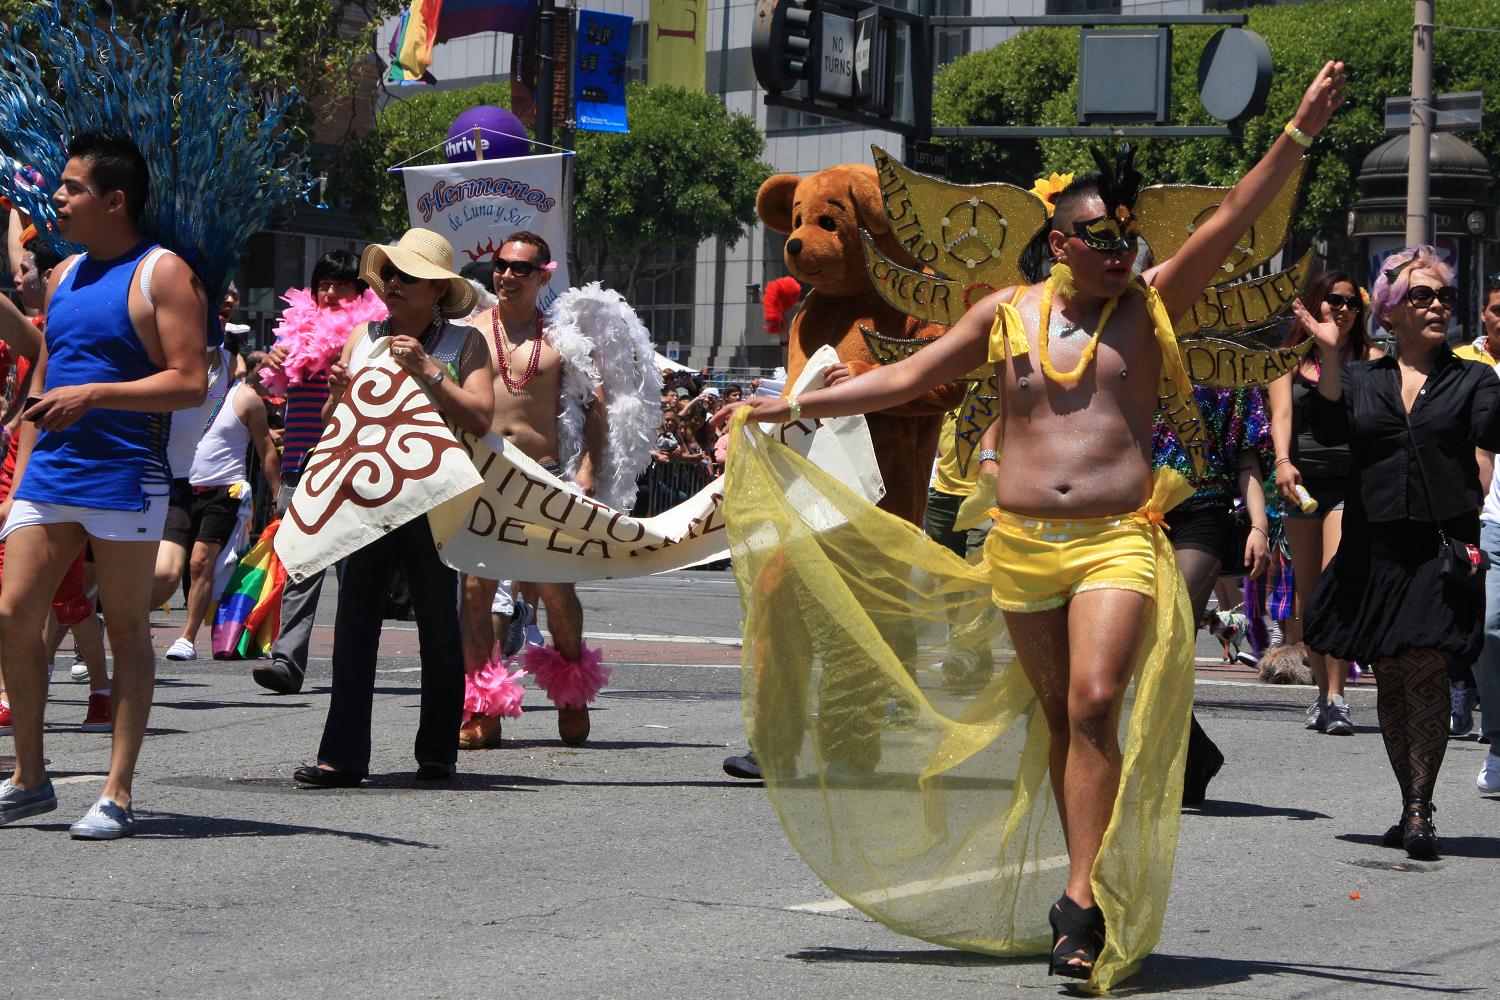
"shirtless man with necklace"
716,63,1346,980
459,231,604,749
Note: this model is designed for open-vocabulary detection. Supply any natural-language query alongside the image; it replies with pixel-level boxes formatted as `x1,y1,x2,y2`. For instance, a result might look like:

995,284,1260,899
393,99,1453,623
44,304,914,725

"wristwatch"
977,449,999,464
427,367,446,387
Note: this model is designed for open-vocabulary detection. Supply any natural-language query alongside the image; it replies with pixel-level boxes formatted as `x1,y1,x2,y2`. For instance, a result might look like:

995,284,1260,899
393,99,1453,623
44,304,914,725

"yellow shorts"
981,507,1157,613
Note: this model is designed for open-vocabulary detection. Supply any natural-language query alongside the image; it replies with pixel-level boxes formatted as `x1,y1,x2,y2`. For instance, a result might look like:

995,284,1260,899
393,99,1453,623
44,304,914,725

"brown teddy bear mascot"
756,164,964,525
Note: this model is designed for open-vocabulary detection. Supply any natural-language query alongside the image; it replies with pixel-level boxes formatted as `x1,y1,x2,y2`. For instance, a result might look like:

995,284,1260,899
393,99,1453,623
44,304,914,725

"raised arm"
1291,299,1344,402
713,293,997,427
0,293,41,360
1147,62,1347,321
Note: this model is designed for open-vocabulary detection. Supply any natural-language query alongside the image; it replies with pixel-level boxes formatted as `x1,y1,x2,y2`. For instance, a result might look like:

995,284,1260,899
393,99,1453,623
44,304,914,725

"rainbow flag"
388,0,537,84
212,519,288,660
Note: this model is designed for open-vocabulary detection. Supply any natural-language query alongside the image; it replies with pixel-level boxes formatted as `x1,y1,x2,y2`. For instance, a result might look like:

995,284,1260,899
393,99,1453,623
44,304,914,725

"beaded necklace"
492,306,543,392
1036,268,1121,387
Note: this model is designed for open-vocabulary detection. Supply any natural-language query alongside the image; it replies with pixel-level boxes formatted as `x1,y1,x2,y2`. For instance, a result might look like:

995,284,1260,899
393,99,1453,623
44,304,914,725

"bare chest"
1000,296,1161,418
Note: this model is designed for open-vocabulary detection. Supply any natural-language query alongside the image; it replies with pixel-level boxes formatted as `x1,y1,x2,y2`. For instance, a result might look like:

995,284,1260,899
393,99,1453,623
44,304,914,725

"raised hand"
1292,60,1348,139
1290,298,1343,356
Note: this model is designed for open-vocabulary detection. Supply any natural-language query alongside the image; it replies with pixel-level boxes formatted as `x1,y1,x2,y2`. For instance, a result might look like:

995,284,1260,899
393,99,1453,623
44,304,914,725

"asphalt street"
2,569,1497,999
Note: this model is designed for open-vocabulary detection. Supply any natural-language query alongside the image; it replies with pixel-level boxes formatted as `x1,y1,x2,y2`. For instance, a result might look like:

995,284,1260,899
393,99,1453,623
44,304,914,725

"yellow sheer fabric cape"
724,410,1196,992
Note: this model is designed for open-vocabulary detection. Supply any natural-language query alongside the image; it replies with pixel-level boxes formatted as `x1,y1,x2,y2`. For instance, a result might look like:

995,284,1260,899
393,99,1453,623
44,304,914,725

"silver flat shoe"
69,797,137,840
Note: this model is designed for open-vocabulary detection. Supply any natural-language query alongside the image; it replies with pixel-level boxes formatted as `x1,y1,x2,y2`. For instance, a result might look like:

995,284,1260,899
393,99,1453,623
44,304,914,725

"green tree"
934,0,1500,238
330,83,517,242
572,84,772,297
0,0,403,126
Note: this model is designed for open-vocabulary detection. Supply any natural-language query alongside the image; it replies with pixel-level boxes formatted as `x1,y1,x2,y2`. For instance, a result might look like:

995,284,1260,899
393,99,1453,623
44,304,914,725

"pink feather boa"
463,657,528,723
523,641,610,707
259,288,387,395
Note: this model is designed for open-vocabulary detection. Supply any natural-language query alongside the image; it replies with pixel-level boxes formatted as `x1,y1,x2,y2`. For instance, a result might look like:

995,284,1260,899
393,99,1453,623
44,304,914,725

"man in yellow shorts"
717,62,1346,983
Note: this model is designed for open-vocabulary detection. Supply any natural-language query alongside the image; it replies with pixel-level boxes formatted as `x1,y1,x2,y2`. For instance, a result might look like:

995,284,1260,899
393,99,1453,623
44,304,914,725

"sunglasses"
494,258,542,277
378,264,422,286
1404,285,1457,307
1323,293,1360,310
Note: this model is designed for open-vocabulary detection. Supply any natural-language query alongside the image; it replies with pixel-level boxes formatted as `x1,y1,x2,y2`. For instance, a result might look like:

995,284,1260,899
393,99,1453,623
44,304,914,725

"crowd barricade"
632,459,718,518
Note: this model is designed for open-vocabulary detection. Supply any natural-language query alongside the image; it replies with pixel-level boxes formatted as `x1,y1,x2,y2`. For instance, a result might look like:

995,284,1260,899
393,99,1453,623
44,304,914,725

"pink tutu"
523,642,610,707
463,657,528,723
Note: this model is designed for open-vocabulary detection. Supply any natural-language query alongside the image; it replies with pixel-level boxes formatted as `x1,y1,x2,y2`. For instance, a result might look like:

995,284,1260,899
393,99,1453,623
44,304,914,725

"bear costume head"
756,164,920,297
754,163,962,527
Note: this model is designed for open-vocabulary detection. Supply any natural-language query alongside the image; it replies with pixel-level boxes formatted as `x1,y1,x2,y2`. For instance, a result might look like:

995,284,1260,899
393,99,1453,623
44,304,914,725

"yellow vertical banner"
648,0,706,90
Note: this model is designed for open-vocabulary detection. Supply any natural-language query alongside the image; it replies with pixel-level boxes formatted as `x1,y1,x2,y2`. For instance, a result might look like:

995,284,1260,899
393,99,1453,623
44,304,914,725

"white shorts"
491,579,514,616
2,497,169,543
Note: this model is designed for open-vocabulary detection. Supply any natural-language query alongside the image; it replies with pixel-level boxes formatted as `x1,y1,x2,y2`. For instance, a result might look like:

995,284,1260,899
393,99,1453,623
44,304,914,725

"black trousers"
317,515,463,774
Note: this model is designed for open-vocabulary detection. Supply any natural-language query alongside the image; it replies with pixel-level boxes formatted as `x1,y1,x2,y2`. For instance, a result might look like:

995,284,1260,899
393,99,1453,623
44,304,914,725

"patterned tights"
1373,649,1450,805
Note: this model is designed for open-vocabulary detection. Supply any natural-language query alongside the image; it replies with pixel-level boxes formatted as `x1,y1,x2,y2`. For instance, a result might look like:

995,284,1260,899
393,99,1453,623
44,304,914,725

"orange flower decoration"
1029,172,1074,217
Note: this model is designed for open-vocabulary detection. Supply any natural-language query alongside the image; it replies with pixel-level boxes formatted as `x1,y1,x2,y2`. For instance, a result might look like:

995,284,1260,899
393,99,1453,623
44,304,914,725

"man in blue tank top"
0,133,208,840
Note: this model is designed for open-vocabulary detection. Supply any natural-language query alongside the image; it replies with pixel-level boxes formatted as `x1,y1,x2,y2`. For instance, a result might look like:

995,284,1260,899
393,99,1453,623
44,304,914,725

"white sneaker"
1478,752,1500,793
69,659,88,682
164,638,197,661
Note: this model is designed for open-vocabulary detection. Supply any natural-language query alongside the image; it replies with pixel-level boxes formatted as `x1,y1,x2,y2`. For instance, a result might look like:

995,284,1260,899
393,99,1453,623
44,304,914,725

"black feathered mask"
1072,144,1144,253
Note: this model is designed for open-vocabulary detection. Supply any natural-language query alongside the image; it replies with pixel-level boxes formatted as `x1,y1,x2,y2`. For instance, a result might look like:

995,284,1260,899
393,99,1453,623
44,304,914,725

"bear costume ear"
756,174,801,234
847,164,890,237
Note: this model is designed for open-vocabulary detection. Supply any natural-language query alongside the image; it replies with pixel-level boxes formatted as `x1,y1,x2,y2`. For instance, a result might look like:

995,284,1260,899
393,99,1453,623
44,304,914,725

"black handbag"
1405,413,1488,589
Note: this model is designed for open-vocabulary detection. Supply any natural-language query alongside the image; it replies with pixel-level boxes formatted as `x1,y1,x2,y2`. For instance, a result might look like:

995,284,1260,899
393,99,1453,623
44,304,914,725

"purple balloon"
445,106,530,162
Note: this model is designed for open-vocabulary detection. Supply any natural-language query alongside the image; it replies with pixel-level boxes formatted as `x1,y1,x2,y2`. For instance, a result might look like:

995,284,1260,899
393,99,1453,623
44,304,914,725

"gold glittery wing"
858,323,941,363
1133,158,1307,284
950,373,1001,477
1176,248,1316,337
871,144,1048,293
1178,336,1313,389
861,232,970,326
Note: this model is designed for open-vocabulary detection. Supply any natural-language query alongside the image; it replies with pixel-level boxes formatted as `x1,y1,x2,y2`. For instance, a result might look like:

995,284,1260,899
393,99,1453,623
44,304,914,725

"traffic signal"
752,0,816,95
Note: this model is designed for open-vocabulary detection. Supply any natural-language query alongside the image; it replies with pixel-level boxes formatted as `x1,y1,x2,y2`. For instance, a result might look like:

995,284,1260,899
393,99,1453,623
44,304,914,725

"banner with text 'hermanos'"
400,153,570,311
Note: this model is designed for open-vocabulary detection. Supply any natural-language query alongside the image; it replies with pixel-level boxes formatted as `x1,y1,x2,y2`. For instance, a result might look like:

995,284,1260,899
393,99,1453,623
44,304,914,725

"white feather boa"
545,282,664,511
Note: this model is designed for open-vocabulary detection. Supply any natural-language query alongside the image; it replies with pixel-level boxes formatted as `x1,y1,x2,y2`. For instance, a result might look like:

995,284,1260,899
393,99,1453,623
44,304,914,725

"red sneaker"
0,702,11,736
80,692,112,733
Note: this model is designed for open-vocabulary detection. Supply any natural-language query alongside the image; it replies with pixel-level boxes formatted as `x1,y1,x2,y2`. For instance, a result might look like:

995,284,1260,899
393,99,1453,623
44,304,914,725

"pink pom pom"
463,657,528,723
523,642,610,707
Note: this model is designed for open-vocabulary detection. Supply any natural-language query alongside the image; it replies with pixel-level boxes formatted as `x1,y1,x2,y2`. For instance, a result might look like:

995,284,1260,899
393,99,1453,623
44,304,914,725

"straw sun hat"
359,228,478,319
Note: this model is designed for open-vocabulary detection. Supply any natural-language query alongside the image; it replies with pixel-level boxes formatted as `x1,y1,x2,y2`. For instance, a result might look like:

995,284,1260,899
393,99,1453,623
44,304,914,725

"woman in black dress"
1295,245,1500,859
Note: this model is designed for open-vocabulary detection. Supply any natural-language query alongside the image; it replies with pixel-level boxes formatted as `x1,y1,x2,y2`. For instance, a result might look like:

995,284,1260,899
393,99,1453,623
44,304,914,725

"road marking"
586,631,742,646
370,626,742,647
52,774,107,786
789,854,1071,914
375,666,422,674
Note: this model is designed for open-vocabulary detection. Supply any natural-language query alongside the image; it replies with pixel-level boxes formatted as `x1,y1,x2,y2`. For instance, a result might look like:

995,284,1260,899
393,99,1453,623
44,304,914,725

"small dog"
1258,642,1314,685
1202,607,1250,662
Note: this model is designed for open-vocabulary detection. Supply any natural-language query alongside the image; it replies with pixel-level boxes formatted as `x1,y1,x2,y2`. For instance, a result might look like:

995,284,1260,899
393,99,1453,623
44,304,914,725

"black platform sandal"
1400,799,1439,860
1048,894,1105,980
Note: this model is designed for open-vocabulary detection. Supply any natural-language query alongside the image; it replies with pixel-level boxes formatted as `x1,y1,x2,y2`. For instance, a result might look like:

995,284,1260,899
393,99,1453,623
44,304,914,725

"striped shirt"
282,375,330,479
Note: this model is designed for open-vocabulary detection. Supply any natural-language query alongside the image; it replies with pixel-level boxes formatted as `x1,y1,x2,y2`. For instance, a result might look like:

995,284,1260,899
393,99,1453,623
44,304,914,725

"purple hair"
1370,245,1454,327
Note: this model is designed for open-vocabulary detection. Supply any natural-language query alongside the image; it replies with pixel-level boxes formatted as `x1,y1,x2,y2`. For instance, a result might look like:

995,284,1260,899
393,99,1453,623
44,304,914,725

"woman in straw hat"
294,228,493,787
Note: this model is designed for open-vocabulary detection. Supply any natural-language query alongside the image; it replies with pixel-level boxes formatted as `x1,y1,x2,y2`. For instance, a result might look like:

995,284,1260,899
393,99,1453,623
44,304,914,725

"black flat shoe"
1401,800,1440,860
293,764,364,788
415,762,457,781
1048,894,1105,980
253,662,303,695
723,751,762,780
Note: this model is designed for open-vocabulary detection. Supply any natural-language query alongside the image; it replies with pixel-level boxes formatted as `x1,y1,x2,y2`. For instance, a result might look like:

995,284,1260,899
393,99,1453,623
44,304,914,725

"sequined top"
1152,385,1272,502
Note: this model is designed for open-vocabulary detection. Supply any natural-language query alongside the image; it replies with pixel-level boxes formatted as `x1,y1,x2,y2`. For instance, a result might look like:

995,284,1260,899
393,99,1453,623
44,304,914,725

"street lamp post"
1406,0,1434,246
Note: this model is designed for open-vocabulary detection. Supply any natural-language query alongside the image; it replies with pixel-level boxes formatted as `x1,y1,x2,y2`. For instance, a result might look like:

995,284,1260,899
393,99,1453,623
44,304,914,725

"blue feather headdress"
0,2,309,330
